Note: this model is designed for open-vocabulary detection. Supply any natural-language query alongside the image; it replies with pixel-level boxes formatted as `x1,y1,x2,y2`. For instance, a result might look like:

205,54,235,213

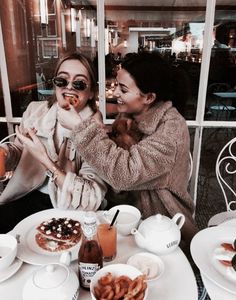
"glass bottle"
78,211,103,289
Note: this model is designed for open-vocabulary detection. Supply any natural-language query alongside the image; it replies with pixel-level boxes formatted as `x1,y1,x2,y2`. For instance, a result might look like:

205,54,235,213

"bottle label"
79,262,101,288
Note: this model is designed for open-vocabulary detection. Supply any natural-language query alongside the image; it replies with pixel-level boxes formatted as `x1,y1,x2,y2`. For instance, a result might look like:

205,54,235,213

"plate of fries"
90,263,148,300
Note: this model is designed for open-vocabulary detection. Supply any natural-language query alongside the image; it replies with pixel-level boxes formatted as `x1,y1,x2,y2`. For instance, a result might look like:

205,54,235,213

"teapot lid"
144,214,172,231
33,264,69,289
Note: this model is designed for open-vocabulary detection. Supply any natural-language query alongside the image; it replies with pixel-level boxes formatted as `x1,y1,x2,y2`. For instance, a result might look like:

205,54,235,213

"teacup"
103,205,141,236
0,234,17,271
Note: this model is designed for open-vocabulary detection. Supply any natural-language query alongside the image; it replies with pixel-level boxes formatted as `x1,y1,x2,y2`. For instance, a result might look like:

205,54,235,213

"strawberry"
221,243,236,252
219,259,232,267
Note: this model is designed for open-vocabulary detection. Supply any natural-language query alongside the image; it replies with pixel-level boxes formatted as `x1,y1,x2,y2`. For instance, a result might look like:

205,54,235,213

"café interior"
0,1,236,299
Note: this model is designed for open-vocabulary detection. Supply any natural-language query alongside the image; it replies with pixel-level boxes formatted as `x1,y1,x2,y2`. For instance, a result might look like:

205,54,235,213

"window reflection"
104,1,206,120
0,71,6,118
0,1,236,121
0,123,8,141
0,72,8,139
205,2,236,121
0,0,98,117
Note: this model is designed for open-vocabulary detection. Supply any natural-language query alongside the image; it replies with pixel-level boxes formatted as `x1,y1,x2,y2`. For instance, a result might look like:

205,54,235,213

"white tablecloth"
0,210,198,300
0,235,197,300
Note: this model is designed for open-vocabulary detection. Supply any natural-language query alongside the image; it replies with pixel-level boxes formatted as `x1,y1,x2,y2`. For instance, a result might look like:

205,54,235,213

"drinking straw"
109,209,120,229
0,133,17,144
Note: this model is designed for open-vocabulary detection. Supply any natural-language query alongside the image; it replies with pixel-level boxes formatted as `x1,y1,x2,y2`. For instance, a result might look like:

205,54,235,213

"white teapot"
131,213,185,255
22,252,79,300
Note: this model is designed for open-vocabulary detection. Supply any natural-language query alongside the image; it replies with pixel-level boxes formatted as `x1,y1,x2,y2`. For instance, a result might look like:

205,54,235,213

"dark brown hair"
47,52,98,112
121,52,191,115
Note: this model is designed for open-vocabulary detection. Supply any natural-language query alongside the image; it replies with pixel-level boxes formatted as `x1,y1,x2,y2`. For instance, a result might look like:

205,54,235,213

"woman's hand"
57,105,82,130
15,126,51,168
16,126,66,188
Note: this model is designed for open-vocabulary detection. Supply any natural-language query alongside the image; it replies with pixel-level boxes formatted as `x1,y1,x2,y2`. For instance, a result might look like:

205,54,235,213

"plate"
90,263,148,300
191,225,236,294
221,218,236,227
10,208,86,265
127,252,164,281
0,258,23,283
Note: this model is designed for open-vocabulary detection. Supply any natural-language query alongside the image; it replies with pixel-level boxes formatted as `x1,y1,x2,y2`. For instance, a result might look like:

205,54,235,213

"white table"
0,237,198,299
0,211,198,300
213,92,236,98
211,92,236,120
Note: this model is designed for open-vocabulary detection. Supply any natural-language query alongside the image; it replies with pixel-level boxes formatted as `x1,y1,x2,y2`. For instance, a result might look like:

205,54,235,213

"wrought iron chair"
188,151,193,182
207,83,235,120
208,136,236,226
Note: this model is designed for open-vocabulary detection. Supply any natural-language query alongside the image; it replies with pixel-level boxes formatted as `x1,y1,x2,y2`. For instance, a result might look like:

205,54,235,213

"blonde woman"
0,53,107,233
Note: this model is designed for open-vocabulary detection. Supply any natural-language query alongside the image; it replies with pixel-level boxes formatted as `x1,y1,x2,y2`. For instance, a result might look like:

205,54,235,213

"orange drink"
97,223,117,262
0,148,6,177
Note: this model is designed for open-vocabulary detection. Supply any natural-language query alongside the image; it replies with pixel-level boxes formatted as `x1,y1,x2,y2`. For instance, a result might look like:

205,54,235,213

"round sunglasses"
52,77,88,91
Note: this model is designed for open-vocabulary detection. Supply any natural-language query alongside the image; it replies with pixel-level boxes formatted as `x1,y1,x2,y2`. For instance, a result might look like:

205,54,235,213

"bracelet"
46,166,59,182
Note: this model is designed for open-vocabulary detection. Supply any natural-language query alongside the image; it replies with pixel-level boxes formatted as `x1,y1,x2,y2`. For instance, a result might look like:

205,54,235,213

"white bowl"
90,263,148,300
127,252,165,282
103,205,141,236
0,234,17,271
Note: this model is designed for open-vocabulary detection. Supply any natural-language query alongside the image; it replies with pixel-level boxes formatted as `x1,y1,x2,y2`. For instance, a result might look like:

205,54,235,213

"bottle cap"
83,211,97,238
84,211,97,225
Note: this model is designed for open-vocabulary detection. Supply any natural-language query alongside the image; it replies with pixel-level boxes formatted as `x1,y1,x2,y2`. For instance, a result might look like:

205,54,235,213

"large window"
205,5,236,122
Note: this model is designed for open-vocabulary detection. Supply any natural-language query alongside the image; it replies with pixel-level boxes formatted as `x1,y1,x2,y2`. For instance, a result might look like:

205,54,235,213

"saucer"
0,258,23,283
127,252,165,281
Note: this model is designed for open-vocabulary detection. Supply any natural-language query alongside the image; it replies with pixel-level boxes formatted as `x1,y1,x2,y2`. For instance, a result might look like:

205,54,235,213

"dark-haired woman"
59,52,199,246
0,53,107,233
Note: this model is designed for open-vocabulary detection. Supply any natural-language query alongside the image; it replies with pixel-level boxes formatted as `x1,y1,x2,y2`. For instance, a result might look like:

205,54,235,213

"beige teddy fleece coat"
0,101,107,211
72,101,198,242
